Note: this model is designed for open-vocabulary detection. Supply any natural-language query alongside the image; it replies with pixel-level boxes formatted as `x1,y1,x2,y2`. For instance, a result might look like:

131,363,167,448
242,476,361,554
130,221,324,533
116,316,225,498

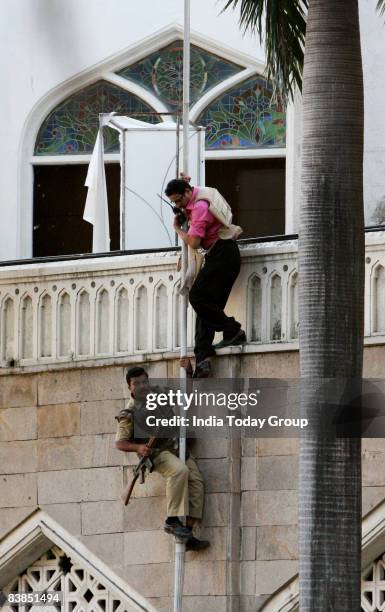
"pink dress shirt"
186,187,223,249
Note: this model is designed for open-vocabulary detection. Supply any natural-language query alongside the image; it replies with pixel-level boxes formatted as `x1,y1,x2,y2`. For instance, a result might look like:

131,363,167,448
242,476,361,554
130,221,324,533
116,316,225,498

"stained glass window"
197,76,286,149
117,41,242,111
35,80,158,155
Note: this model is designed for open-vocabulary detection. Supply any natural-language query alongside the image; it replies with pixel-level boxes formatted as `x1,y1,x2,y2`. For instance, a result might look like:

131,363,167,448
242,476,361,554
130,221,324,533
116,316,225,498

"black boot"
192,359,212,378
164,518,191,539
214,329,246,349
185,535,211,551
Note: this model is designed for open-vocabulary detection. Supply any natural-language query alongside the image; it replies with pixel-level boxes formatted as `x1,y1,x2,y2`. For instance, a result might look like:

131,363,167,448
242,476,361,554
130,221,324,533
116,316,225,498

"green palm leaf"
221,0,308,99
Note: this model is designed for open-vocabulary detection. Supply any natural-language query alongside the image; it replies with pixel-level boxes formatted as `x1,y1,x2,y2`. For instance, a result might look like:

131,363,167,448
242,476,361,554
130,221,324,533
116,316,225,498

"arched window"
197,75,286,150
29,38,287,259
35,80,157,156
33,80,158,257
201,75,286,238
117,41,242,112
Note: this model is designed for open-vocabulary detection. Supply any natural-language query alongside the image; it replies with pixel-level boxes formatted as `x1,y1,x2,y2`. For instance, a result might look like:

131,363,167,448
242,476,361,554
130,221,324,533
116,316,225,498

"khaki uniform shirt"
115,388,179,457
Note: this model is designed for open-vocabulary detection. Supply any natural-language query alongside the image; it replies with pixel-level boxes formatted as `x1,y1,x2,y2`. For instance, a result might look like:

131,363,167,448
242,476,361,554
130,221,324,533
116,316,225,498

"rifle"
122,436,157,506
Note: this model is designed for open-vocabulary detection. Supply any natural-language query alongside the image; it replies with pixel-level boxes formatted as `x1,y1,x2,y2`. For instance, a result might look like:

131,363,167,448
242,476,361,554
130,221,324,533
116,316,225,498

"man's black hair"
165,179,192,197
126,366,148,386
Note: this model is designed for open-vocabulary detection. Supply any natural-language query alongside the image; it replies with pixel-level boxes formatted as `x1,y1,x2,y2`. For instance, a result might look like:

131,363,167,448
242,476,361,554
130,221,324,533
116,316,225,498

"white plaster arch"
261,497,385,611
37,290,53,359
56,287,71,303
17,22,284,259
75,287,92,357
17,27,179,259
114,283,131,354
370,262,385,334
287,269,299,341
172,278,182,349
266,268,282,282
1,293,15,308
190,67,258,122
246,272,263,343
153,280,169,351
134,283,149,352
19,290,33,303
0,508,156,612
37,287,51,301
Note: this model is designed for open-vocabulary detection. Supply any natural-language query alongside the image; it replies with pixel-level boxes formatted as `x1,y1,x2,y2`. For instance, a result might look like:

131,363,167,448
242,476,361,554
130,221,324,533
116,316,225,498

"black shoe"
214,329,246,350
164,520,192,540
192,359,212,378
185,536,211,551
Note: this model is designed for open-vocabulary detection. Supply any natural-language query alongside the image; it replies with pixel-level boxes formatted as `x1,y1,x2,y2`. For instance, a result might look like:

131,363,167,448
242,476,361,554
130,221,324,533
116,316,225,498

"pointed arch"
57,290,72,357
38,291,52,358
196,75,286,150
35,80,158,156
117,39,243,112
115,284,130,353
0,509,156,612
154,281,168,350
173,280,182,349
269,272,283,341
247,273,262,342
76,288,91,356
1,295,15,363
134,284,148,351
20,294,34,360
373,264,385,334
288,270,299,340
95,287,111,355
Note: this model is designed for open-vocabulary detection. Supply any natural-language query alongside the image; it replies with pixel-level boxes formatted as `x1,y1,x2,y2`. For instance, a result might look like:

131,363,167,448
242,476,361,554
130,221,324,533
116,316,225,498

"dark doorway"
205,158,285,238
33,164,120,257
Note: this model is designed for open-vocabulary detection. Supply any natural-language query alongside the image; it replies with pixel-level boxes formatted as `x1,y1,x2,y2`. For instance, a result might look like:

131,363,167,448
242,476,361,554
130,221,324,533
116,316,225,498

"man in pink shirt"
165,178,246,377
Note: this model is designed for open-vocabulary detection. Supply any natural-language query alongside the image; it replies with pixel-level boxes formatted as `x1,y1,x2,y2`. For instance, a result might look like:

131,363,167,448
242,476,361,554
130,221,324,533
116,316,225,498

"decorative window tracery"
35,80,158,155
362,554,385,611
197,75,286,149
2,546,133,612
117,40,242,111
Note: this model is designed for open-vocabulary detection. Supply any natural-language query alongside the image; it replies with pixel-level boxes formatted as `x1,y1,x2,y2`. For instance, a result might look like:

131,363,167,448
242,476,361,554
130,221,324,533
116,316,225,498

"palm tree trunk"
298,0,364,609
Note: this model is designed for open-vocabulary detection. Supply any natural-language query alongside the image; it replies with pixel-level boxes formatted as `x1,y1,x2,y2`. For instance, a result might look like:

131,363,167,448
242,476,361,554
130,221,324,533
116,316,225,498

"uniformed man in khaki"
115,366,210,551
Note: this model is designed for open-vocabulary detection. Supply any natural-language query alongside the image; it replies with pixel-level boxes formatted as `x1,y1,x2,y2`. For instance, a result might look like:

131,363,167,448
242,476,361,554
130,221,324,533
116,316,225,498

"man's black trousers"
189,239,242,364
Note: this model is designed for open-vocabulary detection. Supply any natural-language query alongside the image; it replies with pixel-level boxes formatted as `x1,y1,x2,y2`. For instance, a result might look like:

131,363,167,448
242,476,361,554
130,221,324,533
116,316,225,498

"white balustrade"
0,231,384,368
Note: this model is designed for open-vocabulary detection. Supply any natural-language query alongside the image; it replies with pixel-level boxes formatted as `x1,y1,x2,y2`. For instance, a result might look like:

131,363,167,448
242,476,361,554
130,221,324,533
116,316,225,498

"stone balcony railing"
0,231,385,371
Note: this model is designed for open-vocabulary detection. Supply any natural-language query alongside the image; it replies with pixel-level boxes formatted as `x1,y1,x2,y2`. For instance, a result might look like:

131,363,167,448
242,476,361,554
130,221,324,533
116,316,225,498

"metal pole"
175,113,181,248
174,2,190,611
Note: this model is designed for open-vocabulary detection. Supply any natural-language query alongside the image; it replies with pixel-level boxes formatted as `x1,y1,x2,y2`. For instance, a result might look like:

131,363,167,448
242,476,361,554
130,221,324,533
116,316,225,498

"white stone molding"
2,235,385,370
190,67,257,123
204,147,286,160
101,72,170,117
0,508,156,612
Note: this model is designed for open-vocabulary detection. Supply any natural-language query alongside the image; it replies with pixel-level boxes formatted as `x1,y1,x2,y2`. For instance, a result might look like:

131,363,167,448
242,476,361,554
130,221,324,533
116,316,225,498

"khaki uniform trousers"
152,450,204,519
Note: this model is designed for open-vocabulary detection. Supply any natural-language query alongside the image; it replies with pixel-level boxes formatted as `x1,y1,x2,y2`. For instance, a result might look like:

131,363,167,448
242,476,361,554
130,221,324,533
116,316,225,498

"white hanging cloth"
83,128,110,253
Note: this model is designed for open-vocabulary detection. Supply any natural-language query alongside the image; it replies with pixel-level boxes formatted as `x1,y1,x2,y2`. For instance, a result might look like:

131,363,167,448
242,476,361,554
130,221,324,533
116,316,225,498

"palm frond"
221,0,308,100
377,0,385,18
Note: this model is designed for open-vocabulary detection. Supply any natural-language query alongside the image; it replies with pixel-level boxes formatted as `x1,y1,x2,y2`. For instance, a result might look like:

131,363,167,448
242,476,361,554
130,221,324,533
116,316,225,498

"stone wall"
1,345,385,611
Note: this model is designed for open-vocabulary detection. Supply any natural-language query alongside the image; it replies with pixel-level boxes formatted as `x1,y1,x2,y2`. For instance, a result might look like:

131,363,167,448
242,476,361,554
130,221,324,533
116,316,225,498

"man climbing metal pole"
173,1,190,610
166,176,247,378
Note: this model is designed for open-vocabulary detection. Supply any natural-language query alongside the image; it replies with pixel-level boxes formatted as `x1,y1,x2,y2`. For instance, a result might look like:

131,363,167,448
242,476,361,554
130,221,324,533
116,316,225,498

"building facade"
1,1,385,611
